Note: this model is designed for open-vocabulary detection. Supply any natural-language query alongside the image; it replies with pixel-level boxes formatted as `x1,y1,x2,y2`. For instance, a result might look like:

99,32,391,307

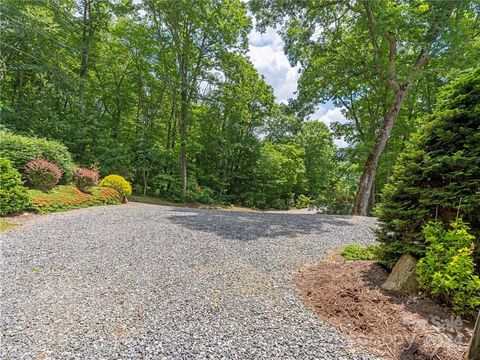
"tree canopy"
0,0,478,214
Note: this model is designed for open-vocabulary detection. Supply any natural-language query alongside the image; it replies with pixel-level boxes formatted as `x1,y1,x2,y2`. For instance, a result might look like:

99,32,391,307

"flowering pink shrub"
24,158,63,192
73,167,99,192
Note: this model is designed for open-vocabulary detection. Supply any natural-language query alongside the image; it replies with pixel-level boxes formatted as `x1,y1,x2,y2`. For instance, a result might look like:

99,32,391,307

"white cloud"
247,25,348,148
314,107,348,127
247,27,300,103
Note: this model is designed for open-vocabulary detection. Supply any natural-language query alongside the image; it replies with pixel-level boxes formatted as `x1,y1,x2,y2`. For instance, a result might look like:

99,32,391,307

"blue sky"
247,26,348,139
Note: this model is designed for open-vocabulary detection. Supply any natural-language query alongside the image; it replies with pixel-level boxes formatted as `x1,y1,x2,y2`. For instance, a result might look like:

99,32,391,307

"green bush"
295,194,312,208
99,174,132,200
341,244,381,261
255,142,306,209
0,157,30,215
0,131,75,181
417,220,480,317
195,186,215,204
375,68,480,269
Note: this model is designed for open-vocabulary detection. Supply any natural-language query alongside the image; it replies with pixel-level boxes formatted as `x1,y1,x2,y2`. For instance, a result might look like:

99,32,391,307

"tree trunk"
179,87,188,194
15,47,25,114
466,311,480,360
77,0,92,160
352,87,409,215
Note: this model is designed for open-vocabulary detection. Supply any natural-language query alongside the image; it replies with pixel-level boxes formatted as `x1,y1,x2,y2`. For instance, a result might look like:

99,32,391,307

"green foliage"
341,244,380,261
0,220,17,232
99,175,132,198
252,0,479,215
0,157,29,215
295,194,312,208
2,0,477,215
0,132,75,181
250,142,305,209
375,68,480,269
312,150,358,215
28,185,121,214
296,121,335,197
0,0,347,212
417,220,480,317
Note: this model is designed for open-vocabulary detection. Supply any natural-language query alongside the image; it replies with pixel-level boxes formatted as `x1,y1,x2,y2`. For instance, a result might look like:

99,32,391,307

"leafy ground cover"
28,185,121,214
0,220,17,232
341,244,380,261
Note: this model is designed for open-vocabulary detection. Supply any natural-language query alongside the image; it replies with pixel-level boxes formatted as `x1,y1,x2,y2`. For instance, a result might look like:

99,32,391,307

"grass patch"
0,220,17,232
341,244,381,261
28,185,121,214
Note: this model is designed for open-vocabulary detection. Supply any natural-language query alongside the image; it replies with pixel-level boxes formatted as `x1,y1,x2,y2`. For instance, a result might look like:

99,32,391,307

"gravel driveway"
1,203,378,359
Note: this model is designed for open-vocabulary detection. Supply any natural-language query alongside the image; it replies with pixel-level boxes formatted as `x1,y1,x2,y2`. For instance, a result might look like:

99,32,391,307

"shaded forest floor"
129,195,314,214
295,254,474,360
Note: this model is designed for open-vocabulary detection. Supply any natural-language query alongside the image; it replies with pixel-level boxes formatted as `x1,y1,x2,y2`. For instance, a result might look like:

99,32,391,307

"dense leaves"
417,220,480,316
0,0,477,214
0,158,30,215
375,68,480,269
0,132,75,180
0,0,346,209
251,0,480,214
24,158,63,192
73,167,99,192
28,185,121,213
99,174,132,200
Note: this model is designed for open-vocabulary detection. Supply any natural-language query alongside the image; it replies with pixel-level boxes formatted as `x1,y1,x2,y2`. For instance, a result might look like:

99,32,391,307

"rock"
382,254,419,294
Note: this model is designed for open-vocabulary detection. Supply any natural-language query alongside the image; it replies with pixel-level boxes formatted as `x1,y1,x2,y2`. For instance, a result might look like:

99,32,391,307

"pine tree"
375,68,480,269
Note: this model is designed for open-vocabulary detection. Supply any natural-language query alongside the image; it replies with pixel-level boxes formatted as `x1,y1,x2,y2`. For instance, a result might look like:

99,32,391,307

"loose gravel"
1,203,379,359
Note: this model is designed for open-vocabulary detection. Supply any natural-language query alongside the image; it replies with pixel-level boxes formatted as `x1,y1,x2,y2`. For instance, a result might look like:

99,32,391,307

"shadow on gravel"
165,207,354,241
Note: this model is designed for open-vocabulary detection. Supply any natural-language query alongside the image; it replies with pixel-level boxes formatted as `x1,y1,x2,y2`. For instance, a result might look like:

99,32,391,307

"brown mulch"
295,254,474,360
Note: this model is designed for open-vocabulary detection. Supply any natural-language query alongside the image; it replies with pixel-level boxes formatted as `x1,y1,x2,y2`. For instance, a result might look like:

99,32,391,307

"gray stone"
382,254,419,294
0,203,380,359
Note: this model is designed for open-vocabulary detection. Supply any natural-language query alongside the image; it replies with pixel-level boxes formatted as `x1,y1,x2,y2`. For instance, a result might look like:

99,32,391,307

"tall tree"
144,0,250,193
251,0,480,215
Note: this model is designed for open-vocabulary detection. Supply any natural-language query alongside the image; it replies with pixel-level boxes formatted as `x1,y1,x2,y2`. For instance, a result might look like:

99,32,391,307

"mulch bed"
295,254,474,360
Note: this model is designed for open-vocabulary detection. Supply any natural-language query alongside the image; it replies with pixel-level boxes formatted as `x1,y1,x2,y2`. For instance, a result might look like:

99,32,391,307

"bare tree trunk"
179,87,188,194
352,87,409,215
466,311,480,360
351,0,454,216
15,47,25,114
78,0,93,160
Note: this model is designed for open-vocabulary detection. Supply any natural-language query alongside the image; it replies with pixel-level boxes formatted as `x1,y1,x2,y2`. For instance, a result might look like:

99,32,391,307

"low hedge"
0,131,75,181
0,157,30,215
28,185,121,213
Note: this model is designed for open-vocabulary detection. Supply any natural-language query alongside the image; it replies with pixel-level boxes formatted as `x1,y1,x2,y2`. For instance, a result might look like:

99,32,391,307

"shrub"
0,131,75,180
375,68,480,269
28,185,121,213
73,167,99,192
341,244,381,261
416,220,480,317
99,174,132,201
195,186,215,204
295,194,312,208
0,157,29,215
24,158,63,192
270,198,290,210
